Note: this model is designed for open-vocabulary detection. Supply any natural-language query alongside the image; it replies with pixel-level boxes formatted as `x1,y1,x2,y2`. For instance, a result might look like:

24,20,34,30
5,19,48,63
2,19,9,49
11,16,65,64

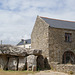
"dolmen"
0,45,42,71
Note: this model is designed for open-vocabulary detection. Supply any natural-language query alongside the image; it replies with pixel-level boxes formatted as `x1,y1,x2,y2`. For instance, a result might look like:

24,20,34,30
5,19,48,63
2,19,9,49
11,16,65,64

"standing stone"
8,57,18,71
0,55,8,70
27,55,37,71
37,55,44,70
18,57,27,71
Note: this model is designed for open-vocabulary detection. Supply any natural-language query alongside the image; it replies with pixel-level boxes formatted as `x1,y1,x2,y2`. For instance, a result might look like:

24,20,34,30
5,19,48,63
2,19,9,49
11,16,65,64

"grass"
0,70,38,75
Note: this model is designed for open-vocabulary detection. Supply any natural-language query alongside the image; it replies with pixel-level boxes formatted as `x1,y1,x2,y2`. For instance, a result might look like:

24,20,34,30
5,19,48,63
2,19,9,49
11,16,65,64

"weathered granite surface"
0,45,27,56
0,55,8,70
18,57,27,71
31,16,49,58
27,55,37,71
49,28,75,63
31,16,75,64
50,62,75,73
8,57,18,71
0,45,42,56
0,45,42,71
26,49,42,56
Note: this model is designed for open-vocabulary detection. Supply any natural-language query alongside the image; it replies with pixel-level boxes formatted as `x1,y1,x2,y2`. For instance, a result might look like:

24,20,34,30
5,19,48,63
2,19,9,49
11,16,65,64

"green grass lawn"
0,69,37,75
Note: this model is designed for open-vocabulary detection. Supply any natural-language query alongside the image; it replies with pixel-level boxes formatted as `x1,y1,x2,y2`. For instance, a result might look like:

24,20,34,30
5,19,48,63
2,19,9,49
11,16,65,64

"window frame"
65,33,72,42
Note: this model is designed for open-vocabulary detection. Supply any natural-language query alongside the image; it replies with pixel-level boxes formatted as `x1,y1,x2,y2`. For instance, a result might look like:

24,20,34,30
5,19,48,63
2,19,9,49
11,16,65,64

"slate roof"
41,16,75,30
17,39,31,46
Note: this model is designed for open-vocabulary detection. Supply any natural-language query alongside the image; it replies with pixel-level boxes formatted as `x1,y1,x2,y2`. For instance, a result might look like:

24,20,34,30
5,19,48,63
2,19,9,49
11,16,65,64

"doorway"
62,51,75,64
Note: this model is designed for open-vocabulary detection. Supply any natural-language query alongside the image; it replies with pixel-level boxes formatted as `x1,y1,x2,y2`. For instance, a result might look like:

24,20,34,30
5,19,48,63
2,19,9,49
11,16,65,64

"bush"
69,71,73,74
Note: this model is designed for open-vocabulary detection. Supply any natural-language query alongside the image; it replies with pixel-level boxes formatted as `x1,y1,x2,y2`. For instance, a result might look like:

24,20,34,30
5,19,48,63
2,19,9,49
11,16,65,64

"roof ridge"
25,39,31,41
40,16,75,23
21,39,31,41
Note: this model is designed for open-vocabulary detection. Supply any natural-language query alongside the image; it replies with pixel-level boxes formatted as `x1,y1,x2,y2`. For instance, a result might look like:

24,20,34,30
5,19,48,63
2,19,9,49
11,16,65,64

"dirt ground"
28,70,69,75
0,70,69,75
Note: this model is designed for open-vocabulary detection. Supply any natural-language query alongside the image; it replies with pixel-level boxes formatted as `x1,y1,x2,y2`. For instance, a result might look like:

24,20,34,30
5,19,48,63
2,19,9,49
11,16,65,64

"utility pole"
0,40,2,48
24,40,25,48
1,40,2,45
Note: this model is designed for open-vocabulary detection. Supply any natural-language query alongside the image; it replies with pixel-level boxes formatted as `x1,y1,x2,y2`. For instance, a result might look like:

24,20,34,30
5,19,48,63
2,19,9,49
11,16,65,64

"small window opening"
65,33,72,42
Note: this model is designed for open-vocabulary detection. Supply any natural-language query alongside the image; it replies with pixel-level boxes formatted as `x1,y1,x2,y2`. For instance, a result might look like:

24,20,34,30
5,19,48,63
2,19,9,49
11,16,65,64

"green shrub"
69,71,73,74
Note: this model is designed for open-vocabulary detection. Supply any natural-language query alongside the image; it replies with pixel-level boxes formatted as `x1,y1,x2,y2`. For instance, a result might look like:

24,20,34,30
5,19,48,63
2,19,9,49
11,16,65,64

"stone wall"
49,28,75,63
31,16,75,65
50,62,75,73
31,16,75,73
31,16,50,59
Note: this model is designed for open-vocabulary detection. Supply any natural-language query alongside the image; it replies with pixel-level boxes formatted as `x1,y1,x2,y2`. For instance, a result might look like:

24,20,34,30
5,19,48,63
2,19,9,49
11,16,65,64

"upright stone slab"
27,55,37,71
8,57,18,71
37,55,44,70
0,55,8,70
18,57,27,71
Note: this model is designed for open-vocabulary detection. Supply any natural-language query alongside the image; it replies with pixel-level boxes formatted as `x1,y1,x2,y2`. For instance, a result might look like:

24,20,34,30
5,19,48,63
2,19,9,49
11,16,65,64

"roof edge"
40,16,75,23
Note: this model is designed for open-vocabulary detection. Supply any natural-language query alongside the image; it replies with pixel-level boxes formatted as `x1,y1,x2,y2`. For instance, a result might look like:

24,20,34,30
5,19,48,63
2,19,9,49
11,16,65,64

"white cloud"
0,0,75,45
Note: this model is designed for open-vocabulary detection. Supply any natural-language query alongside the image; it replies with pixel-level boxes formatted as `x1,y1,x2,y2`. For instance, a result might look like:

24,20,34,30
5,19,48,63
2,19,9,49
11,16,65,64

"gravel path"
28,70,68,75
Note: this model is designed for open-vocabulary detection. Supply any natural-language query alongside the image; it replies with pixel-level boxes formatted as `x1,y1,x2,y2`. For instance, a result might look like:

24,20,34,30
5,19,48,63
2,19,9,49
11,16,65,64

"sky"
0,0,75,45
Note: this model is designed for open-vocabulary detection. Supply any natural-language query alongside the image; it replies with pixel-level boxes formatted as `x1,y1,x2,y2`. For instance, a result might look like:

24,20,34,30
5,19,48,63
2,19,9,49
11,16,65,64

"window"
25,41,27,44
29,46,31,48
65,33,72,42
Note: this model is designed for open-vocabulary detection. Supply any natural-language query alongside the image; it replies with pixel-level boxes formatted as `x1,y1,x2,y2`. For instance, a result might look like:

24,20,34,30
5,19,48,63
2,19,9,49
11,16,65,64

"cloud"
0,0,75,45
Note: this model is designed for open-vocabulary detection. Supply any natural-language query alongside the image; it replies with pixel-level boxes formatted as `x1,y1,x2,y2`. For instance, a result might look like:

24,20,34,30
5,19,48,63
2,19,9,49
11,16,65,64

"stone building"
31,16,75,66
17,39,31,48
1,16,75,73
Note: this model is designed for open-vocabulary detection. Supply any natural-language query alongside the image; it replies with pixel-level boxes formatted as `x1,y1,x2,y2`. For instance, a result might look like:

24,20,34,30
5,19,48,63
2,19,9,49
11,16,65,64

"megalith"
18,57,27,71
27,55,37,71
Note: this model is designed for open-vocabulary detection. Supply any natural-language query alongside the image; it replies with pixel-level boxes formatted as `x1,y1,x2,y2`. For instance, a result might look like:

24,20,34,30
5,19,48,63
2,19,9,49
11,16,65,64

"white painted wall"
17,44,31,48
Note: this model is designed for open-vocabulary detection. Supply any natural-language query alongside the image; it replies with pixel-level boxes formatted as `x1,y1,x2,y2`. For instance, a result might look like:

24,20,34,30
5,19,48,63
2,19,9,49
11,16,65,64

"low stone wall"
50,62,75,73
